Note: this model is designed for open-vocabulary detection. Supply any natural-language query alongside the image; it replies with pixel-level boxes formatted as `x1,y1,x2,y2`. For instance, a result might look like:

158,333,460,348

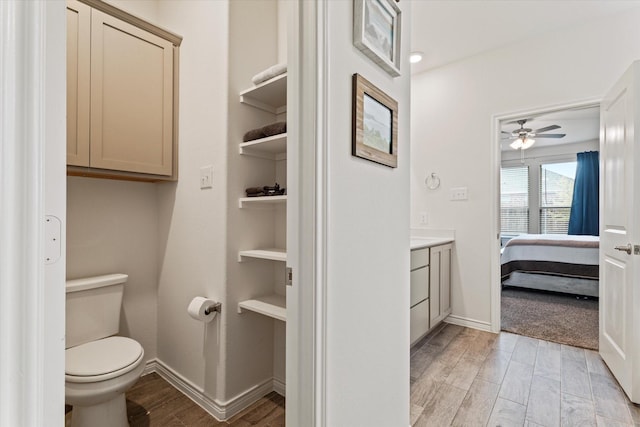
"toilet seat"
66,336,143,383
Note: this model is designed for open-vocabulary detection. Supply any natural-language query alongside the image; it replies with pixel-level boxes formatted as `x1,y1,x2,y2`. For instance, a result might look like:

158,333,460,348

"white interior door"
599,60,640,402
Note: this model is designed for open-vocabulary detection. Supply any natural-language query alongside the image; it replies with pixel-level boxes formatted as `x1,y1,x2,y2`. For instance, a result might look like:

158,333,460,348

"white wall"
411,6,640,327
153,0,229,399
324,1,412,425
67,177,159,364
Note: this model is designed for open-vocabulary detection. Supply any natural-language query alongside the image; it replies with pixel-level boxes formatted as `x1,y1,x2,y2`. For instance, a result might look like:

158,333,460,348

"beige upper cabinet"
67,0,91,166
67,0,180,180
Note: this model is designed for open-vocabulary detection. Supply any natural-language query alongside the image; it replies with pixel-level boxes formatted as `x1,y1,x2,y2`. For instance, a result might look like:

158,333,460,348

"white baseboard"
273,377,286,396
444,315,493,332
142,359,156,376
142,358,284,421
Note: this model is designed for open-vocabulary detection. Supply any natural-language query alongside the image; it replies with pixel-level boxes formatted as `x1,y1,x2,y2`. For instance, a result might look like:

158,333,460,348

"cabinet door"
90,10,174,176
66,0,91,166
429,245,441,324
440,244,452,316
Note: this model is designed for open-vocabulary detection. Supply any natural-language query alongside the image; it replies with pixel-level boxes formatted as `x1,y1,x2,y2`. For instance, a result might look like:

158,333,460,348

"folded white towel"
251,63,287,85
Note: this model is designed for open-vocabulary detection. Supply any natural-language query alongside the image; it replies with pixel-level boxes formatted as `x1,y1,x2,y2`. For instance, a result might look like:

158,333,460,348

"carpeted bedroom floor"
501,287,599,350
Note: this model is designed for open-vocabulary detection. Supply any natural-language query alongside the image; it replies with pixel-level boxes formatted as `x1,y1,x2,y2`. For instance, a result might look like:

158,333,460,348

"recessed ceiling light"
409,51,423,64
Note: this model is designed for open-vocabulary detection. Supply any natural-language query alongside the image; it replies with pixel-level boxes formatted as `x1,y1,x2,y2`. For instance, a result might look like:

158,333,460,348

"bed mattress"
501,234,599,280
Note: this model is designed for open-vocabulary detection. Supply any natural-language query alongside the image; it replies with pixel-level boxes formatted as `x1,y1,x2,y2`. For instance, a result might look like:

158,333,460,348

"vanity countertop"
410,237,454,250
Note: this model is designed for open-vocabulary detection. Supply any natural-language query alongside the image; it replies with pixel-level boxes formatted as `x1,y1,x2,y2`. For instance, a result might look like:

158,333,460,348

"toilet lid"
66,336,143,377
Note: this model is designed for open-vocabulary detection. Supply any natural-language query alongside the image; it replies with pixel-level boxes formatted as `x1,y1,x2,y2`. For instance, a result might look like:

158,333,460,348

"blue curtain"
568,151,599,236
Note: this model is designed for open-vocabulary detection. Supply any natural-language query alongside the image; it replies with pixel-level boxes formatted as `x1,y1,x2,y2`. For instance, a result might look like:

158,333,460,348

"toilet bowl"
65,274,144,427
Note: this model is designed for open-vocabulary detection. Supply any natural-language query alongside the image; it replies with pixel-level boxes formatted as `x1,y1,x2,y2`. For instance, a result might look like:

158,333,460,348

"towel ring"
425,173,440,190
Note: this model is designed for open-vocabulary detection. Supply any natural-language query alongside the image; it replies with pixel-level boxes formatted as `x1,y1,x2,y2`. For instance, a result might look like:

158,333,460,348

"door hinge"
45,215,61,264
286,267,293,286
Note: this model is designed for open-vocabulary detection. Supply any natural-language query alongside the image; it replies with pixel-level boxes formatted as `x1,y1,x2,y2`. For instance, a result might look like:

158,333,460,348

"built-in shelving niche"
237,72,288,324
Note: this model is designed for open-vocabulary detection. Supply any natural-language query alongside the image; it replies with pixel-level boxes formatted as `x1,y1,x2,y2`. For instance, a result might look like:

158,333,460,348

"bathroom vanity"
410,238,453,346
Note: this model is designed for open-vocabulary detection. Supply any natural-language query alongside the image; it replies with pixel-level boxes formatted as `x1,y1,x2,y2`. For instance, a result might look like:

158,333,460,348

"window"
501,166,529,235
540,162,576,234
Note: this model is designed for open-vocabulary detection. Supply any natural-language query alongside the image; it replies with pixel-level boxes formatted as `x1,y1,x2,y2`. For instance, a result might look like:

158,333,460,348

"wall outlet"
200,165,213,189
450,186,468,201
419,211,428,225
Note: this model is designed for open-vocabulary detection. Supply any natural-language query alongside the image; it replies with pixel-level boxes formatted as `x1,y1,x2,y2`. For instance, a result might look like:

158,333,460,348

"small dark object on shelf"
262,121,286,137
245,182,286,197
242,121,287,142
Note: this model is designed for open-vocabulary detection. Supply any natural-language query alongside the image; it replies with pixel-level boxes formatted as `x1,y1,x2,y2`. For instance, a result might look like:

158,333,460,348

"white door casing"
286,1,327,426
599,61,640,402
0,1,66,425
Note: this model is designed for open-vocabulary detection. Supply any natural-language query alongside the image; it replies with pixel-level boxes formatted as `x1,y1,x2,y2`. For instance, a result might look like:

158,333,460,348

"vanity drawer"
410,298,430,345
410,266,429,307
410,248,429,270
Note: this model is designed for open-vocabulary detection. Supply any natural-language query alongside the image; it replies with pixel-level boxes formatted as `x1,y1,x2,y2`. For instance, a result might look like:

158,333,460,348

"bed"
500,234,600,297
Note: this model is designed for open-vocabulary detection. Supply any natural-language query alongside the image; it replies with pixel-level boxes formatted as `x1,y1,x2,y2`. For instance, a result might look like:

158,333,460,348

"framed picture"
352,74,398,168
353,0,402,77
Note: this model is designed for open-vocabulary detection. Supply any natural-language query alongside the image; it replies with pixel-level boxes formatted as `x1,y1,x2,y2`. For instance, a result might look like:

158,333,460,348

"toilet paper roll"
188,297,218,323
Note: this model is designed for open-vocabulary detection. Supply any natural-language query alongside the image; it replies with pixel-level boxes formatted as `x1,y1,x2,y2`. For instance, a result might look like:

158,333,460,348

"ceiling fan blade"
535,133,566,139
501,131,512,135
533,125,561,133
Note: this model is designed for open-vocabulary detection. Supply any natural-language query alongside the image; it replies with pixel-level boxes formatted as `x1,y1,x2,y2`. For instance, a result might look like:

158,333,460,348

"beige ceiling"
410,0,640,75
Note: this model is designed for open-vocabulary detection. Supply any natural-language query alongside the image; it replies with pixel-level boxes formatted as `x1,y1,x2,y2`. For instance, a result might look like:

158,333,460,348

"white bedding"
501,234,599,267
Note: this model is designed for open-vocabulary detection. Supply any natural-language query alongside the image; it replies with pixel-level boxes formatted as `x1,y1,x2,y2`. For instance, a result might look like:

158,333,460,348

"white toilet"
65,274,144,427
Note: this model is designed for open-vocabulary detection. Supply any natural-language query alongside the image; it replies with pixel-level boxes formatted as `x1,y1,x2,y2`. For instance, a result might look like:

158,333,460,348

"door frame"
489,98,601,333
286,0,328,425
0,1,67,425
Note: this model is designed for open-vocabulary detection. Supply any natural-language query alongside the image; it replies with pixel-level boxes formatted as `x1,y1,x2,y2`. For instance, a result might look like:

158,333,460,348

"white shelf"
238,294,286,322
239,73,287,114
238,248,287,262
239,195,287,208
239,133,287,160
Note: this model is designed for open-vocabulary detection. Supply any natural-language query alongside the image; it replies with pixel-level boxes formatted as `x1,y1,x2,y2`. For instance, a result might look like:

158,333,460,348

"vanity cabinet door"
440,244,452,316
430,244,452,325
429,245,442,324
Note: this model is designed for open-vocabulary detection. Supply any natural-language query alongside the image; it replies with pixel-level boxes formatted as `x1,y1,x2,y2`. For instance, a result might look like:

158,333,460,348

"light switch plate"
200,165,213,189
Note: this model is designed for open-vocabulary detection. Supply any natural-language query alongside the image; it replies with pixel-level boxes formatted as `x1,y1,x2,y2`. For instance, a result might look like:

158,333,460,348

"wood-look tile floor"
411,323,640,427
66,372,285,427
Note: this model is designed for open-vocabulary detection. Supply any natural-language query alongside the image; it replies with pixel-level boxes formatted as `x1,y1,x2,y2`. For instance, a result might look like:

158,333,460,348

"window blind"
501,166,529,235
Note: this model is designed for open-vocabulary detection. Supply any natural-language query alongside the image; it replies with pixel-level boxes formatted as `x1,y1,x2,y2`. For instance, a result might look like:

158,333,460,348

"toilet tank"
65,274,128,349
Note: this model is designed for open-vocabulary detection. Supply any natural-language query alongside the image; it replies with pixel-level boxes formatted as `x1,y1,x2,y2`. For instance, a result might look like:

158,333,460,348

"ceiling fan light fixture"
521,138,535,149
510,137,536,150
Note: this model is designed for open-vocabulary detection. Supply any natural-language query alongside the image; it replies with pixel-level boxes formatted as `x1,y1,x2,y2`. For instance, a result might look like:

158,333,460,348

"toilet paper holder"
204,302,222,315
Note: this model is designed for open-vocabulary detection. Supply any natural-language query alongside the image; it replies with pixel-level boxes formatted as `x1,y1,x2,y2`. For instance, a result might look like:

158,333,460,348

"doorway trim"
490,98,601,333
0,1,67,424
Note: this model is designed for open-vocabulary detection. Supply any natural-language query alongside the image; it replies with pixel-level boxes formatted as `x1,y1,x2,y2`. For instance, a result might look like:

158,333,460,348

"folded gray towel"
243,128,266,142
251,63,287,85
262,121,286,137
242,121,287,142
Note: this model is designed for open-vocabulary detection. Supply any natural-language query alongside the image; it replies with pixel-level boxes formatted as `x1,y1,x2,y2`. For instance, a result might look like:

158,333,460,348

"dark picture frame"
352,73,398,168
353,0,402,77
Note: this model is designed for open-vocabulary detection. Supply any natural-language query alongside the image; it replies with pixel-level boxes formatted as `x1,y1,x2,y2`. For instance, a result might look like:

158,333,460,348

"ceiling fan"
502,118,566,150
